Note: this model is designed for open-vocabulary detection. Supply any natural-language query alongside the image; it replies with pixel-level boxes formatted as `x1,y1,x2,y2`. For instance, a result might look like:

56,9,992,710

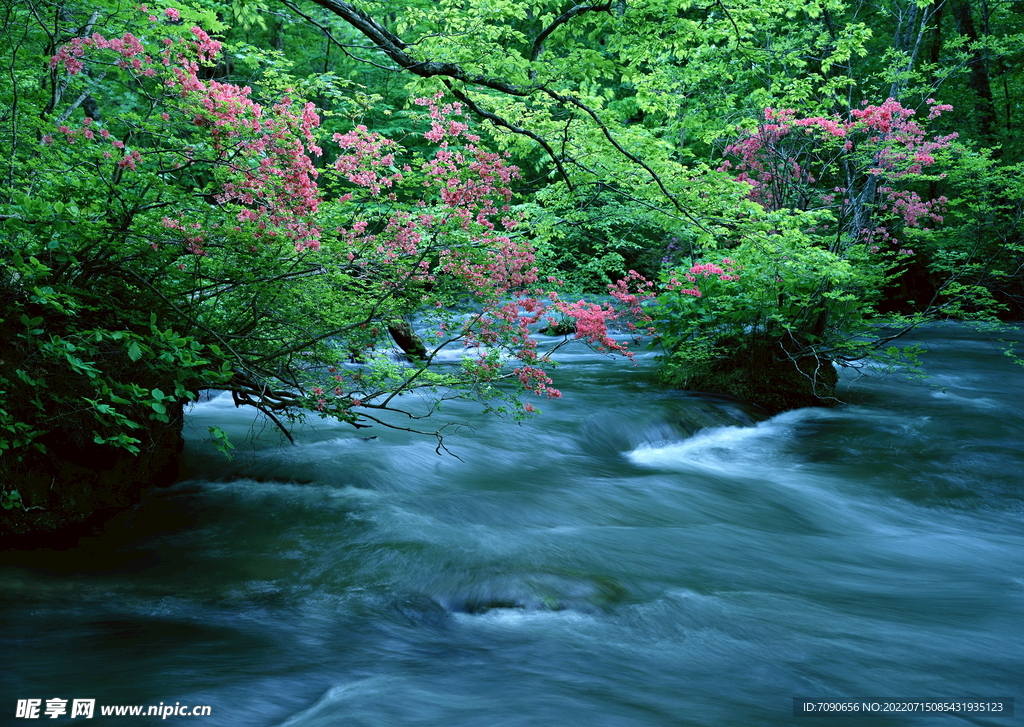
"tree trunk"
950,0,997,143
388,319,428,360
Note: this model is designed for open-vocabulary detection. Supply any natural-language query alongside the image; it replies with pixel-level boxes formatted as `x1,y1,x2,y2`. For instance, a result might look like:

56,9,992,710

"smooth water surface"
3,324,1022,725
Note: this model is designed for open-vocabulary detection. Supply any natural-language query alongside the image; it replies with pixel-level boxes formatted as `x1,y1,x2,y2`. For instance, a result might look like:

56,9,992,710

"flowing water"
3,324,1022,726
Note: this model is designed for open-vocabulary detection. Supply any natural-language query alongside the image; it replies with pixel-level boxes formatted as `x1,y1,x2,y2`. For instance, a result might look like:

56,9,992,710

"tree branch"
530,2,611,63
55,72,106,125
302,0,707,222
305,0,531,96
440,80,574,188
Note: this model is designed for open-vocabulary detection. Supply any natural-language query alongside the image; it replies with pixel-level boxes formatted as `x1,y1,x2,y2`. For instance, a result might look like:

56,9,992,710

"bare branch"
354,411,469,457
55,72,106,125
278,0,405,71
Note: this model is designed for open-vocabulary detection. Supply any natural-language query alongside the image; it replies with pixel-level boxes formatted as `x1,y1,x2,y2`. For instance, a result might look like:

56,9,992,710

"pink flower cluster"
50,12,324,253
328,96,654,404
721,98,957,255
607,269,656,334
664,258,741,297
333,125,400,195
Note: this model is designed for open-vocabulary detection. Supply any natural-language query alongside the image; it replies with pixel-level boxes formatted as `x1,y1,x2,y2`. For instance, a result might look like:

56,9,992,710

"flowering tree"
653,100,960,411
720,99,956,256
0,4,651,530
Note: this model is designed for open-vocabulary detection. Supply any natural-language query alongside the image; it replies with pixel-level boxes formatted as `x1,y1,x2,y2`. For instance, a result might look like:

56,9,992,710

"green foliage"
1,488,25,511
906,146,1024,317
651,207,905,382
206,426,236,457
2,0,1023,485
0,2,351,464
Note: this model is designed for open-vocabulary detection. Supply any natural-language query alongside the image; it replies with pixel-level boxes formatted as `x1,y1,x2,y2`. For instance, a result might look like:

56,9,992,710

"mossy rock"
539,319,577,336
662,338,839,415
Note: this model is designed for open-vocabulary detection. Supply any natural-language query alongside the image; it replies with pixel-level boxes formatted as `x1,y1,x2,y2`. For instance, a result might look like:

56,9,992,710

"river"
2,324,1022,726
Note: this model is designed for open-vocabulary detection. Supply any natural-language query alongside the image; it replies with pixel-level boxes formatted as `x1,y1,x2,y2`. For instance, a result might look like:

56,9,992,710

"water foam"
625,411,807,473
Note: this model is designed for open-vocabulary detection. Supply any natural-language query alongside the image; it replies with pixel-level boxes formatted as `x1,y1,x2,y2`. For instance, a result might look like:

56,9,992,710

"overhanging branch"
296,0,708,224
531,3,612,62
305,0,531,96
440,80,574,188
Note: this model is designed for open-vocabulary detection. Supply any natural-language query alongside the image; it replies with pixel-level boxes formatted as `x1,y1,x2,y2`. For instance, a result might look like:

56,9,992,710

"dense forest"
1,0,1022,535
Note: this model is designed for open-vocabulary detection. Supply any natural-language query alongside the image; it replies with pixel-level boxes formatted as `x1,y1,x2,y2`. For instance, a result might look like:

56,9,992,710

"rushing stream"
3,324,1022,726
